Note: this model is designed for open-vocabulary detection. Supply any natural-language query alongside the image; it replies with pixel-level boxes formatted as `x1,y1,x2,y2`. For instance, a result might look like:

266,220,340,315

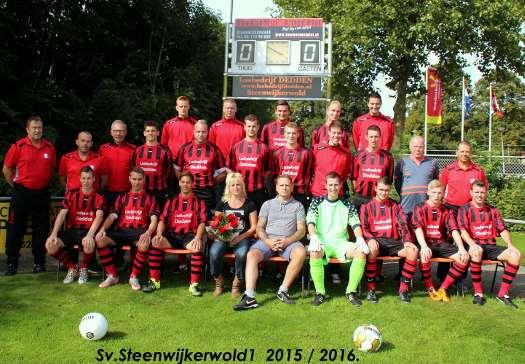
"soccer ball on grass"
79,312,108,340
353,324,382,352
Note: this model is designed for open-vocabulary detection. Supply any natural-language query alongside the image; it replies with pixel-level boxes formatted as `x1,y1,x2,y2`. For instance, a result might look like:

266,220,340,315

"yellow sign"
0,199,63,255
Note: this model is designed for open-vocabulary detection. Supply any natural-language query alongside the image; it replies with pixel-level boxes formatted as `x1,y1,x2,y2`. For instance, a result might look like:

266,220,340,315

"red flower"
216,212,224,220
209,219,219,228
230,218,239,228
218,224,230,234
227,213,236,222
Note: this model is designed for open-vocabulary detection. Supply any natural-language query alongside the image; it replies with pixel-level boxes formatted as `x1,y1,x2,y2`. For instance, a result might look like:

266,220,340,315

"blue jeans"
209,238,251,280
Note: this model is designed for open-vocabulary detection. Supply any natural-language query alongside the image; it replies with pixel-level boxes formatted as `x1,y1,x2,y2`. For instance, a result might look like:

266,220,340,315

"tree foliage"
405,71,525,153
0,0,225,157
273,0,525,143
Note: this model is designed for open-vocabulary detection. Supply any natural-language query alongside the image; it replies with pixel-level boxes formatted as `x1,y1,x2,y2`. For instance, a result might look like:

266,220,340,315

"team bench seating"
53,246,504,296
222,252,309,297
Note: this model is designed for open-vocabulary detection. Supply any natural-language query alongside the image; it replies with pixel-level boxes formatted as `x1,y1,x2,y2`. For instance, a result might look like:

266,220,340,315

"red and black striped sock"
131,249,149,278
399,259,417,293
376,259,384,275
51,247,76,269
148,247,164,281
190,252,204,284
470,261,483,295
497,263,519,297
419,261,433,289
365,259,377,291
97,246,117,276
80,249,95,269
440,261,467,290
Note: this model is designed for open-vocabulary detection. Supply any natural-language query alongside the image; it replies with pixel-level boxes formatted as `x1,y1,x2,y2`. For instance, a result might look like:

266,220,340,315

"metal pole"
424,68,428,155
461,76,465,141
488,83,493,153
501,129,505,174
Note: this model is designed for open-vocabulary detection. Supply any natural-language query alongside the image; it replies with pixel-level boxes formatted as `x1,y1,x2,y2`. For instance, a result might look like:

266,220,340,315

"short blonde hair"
325,100,342,122
427,179,443,190
222,172,247,202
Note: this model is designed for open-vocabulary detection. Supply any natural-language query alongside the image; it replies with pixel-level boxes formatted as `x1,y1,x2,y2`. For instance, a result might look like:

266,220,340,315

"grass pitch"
1,233,524,363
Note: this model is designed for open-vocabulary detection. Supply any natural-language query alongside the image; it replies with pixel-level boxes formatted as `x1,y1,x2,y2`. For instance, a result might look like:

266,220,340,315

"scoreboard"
228,18,331,76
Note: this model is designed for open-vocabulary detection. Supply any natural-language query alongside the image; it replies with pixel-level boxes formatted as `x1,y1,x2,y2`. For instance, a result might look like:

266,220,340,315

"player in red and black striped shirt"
271,122,312,208
95,167,159,289
352,125,394,211
360,177,418,304
458,180,522,308
161,95,197,157
46,166,106,284
144,172,207,295
228,114,271,211
311,100,350,151
175,120,226,212
132,121,173,207
261,100,304,152
310,122,353,198
411,180,470,302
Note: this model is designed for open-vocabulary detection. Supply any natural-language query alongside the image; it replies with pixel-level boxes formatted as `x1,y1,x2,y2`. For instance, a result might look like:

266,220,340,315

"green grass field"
1,233,524,363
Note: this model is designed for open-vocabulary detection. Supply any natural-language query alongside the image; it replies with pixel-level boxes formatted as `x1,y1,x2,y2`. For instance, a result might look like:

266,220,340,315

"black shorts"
194,188,215,218
146,189,167,209
353,194,371,213
481,244,506,260
429,243,458,258
58,229,88,246
376,238,405,257
293,193,310,210
106,228,145,247
248,188,268,212
165,233,195,249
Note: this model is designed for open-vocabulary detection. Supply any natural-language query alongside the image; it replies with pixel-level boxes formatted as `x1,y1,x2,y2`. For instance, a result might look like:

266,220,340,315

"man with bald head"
59,131,108,192
99,120,136,207
394,135,439,220
175,120,226,212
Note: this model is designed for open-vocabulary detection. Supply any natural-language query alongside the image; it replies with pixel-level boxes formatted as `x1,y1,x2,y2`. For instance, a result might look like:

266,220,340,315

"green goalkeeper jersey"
306,196,361,243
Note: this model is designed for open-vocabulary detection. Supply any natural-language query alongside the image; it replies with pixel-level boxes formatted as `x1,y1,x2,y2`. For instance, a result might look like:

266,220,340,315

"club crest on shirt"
43,153,49,159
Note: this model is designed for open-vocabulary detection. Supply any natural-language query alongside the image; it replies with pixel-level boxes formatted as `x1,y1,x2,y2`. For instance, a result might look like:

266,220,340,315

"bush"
487,179,525,231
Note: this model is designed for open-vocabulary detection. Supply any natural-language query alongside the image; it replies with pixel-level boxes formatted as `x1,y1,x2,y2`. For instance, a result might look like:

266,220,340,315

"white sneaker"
63,268,78,284
78,268,89,284
129,276,141,291
98,275,119,288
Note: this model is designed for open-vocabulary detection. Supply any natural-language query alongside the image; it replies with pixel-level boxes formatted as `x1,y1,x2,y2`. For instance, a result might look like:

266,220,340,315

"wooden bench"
222,252,308,297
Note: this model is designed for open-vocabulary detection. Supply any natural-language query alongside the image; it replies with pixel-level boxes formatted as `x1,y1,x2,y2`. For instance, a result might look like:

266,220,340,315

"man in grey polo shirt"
234,175,307,310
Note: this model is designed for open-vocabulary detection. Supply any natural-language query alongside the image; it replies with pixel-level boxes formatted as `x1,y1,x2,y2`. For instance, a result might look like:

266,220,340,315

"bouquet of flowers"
207,212,240,242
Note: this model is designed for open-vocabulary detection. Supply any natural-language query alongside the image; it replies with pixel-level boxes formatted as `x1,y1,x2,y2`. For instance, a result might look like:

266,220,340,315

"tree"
274,0,525,144
405,71,525,153
0,0,225,194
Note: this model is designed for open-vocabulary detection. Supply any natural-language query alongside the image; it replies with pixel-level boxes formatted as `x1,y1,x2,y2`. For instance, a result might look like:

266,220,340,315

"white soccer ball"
353,324,382,352
79,312,108,341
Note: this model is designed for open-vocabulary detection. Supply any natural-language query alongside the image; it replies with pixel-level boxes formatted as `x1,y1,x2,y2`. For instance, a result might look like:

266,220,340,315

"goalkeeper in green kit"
307,171,369,307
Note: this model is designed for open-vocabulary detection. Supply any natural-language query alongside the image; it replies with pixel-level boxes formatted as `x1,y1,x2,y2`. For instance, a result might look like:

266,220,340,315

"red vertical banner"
490,88,504,118
426,67,443,125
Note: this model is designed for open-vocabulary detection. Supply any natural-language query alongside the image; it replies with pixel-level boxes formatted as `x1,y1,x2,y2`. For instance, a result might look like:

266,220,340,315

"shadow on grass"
379,341,395,352
104,331,127,340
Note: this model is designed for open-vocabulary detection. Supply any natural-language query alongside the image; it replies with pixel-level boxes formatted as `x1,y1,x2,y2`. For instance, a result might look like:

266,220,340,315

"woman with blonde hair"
209,172,257,297
311,100,350,151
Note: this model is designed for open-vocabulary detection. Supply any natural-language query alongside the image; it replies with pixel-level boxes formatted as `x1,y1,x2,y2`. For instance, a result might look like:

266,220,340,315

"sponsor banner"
426,67,443,125
232,76,323,100
234,18,323,41
0,198,63,254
